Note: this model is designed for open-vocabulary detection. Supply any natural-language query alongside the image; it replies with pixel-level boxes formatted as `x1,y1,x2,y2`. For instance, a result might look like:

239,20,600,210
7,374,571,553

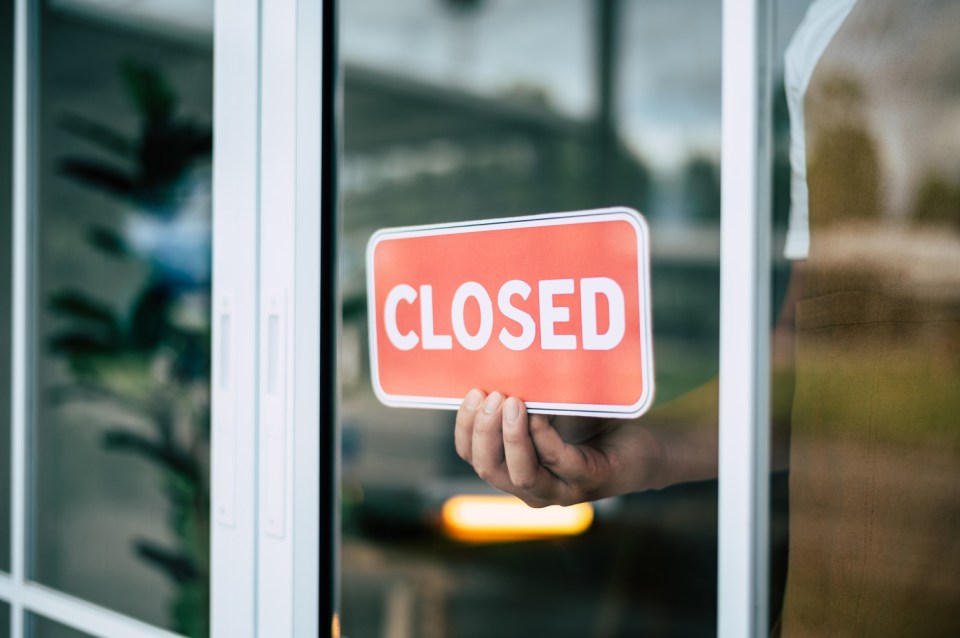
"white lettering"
539,279,576,350
451,282,494,351
497,280,536,350
581,277,625,350
385,277,627,353
419,285,453,349
384,284,419,351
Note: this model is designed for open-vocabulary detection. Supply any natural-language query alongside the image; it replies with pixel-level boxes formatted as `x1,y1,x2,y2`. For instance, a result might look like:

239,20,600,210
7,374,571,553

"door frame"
211,0,336,636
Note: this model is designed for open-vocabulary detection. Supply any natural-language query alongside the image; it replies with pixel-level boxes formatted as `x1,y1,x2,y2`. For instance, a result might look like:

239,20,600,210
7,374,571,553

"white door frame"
211,0,333,636
718,0,773,636
210,0,260,636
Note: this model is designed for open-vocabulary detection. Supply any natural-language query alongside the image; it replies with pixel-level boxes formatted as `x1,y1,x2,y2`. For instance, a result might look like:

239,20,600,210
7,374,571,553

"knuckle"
502,425,527,446
514,475,537,491
475,466,497,484
538,450,561,467
474,415,502,436
528,415,550,434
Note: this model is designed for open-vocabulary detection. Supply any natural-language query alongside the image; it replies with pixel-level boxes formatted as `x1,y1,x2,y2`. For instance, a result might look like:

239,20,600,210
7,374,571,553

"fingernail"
464,388,483,409
483,391,502,414
503,397,520,423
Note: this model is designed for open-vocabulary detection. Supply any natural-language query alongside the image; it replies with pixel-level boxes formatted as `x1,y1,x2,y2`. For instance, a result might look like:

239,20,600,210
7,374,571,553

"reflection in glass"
32,4,211,635
341,0,595,118
341,0,720,635
770,1,960,634
0,0,15,575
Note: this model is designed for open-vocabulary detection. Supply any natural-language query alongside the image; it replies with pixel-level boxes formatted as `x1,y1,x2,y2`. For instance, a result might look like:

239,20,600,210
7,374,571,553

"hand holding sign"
454,388,668,506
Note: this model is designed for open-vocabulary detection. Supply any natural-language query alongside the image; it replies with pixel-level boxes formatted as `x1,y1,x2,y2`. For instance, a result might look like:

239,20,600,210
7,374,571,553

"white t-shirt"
783,0,858,260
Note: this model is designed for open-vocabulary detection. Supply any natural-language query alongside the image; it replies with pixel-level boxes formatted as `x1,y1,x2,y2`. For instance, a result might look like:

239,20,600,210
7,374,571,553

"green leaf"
102,428,201,483
133,539,197,585
87,226,132,258
58,157,135,199
121,61,177,124
48,291,120,328
58,112,134,158
128,282,174,350
47,332,117,358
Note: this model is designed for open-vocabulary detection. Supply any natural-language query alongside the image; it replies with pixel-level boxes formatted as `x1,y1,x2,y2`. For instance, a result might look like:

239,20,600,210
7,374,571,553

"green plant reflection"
47,62,211,638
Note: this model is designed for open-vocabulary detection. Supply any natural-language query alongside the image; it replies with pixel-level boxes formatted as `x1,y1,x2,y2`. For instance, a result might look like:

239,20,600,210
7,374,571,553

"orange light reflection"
441,494,594,543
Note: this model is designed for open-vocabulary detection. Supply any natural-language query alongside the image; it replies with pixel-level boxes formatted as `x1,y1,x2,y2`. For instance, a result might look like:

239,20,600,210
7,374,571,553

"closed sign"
366,208,654,418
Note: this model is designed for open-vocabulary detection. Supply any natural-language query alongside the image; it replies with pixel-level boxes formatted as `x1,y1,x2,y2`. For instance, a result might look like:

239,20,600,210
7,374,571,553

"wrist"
604,423,669,494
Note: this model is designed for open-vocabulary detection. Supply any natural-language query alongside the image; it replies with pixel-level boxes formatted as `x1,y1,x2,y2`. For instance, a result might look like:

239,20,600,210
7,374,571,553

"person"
454,0,960,635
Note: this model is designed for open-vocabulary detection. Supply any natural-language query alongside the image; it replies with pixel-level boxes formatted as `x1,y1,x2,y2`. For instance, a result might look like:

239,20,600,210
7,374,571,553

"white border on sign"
365,207,656,419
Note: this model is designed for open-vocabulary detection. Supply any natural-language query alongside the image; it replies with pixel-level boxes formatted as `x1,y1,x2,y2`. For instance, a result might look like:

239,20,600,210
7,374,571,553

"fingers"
455,388,484,464
456,388,516,493
471,392,510,487
456,389,566,505
501,397,542,490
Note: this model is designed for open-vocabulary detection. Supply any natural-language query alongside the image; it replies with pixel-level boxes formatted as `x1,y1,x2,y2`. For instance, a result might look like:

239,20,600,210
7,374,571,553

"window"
2,2,213,635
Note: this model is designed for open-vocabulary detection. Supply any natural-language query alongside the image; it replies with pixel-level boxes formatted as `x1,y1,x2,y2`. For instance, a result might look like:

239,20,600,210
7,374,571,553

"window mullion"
10,0,37,634
718,0,773,636
210,1,261,636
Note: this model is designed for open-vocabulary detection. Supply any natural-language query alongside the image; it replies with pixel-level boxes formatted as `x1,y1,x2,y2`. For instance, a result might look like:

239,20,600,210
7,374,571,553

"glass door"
1,1,226,635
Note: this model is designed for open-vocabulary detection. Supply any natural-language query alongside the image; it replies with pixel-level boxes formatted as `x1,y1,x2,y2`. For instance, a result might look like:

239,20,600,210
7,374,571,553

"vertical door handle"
260,289,288,538
214,293,238,526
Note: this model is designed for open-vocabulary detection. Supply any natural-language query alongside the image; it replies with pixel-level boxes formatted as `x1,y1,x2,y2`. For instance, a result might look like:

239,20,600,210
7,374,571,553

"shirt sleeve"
783,0,858,260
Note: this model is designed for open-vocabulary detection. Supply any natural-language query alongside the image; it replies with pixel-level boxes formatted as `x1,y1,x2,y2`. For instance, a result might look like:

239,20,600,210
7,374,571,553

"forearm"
605,378,720,493
650,424,719,488
584,417,717,497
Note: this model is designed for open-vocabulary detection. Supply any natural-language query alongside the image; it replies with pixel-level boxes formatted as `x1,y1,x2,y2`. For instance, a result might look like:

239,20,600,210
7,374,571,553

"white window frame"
212,0,330,636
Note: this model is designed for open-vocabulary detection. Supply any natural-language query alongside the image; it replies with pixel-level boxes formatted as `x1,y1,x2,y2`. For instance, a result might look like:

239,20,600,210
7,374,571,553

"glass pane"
28,615,92,638
769,0,960,634
0,0,15,575
341,0,595,119
0,602,8,638
340,0,720,636
32,2,212,635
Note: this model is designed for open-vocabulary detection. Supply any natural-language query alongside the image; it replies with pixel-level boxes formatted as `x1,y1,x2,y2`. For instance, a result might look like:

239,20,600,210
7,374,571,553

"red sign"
366,208,654,418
